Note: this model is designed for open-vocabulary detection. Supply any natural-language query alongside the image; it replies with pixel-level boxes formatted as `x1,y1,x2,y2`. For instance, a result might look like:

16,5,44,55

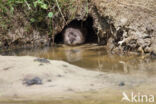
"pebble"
23,77,42,86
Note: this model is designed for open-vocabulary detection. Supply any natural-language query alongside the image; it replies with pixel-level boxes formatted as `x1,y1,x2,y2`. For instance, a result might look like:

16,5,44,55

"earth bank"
0,0,156,55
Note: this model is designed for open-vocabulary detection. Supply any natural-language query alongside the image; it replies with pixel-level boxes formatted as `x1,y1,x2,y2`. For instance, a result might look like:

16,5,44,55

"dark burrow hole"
54,16,98,45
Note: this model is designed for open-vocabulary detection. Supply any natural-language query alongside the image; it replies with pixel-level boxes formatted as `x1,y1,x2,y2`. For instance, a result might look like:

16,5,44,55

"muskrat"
63,27,86,45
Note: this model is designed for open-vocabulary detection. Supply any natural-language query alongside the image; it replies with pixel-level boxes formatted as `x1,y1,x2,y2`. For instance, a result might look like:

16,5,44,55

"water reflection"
0,44,156,76
64,47,83,62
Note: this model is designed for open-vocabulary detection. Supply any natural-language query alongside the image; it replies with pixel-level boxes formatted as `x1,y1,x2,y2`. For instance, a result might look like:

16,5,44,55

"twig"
24,0,31,10
55,0,67,25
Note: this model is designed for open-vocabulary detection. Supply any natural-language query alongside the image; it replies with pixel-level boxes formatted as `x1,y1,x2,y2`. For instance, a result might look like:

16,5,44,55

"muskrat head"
63,28,85,45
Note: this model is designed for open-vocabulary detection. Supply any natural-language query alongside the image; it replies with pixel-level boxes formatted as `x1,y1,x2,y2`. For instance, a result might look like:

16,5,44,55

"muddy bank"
0,56,156,102
0,0,156,55
89,0,156,55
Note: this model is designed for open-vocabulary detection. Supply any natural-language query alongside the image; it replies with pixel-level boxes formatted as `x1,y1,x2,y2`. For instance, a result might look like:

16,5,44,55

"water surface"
1,44,156,76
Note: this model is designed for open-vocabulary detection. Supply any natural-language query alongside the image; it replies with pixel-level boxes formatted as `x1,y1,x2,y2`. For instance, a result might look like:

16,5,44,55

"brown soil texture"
89,0,156,55
0,0,156,55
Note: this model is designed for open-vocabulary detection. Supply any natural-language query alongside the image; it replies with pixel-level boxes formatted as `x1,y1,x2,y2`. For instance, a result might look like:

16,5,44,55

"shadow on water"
0,44,156,76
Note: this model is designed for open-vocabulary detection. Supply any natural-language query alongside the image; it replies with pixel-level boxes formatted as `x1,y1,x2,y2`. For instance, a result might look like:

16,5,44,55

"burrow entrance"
54,16,98,44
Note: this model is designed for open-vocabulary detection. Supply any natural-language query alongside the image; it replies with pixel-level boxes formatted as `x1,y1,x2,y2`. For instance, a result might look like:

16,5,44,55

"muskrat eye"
69,32,74,35
69,32,77,38
72,33,77,37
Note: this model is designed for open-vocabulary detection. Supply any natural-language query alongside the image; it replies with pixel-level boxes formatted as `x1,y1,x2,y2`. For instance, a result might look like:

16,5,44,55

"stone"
23,77,42,86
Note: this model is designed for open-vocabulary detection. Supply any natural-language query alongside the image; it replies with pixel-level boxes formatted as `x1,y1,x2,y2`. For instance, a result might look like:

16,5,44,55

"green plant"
33,0,48,9
48,11,54,44
0,0,79,42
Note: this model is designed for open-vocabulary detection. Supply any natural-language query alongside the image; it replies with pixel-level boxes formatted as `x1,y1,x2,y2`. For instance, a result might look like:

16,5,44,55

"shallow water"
1,44,156,75
0,44,156,104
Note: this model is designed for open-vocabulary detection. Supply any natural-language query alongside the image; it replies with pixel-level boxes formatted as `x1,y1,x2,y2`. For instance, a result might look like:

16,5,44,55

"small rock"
90,84,94,86
62,65,68,67
47,79,52,82
119,82,125,86
57,74,63,77
34,58,50,64
67,88,74,91
23,77,42,86
3,67,11,71
39,63,44,66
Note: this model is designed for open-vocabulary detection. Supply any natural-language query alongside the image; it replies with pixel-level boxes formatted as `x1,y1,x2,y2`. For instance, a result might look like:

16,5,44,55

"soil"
89,0,156,55
0,0,156,55
0,55,156,102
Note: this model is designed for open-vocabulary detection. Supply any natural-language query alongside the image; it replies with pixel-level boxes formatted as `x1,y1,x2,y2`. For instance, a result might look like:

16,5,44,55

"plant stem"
55,0,67,25
24,0,31,10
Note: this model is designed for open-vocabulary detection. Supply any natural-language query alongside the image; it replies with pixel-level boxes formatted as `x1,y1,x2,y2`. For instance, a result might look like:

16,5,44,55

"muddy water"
1,44,156,75
0,44,156,104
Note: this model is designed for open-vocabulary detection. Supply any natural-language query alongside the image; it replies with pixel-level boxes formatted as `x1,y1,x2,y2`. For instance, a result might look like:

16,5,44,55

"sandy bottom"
0,56,156,103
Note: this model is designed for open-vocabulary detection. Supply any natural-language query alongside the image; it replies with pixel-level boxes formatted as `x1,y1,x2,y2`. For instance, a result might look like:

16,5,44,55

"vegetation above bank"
0,0,156,56
0,0,88,48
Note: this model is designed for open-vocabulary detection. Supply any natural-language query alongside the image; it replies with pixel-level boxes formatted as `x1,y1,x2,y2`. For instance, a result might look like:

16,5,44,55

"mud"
89,0,156,55
0,0,156,55
0,55,155,104
0,55,156,103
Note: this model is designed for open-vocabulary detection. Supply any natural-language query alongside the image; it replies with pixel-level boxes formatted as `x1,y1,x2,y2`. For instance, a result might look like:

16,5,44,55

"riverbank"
1,0,156,55
0,56,156,103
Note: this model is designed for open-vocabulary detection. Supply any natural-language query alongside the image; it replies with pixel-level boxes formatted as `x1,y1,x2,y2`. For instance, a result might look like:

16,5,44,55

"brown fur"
63,27,86,45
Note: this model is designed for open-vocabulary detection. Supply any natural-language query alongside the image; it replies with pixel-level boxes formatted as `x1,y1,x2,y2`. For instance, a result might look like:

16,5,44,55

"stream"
1,44,156,75
0,44,156,104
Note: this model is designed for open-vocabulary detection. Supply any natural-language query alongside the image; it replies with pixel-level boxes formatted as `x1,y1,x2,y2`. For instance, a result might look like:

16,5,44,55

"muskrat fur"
63,27,86,45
